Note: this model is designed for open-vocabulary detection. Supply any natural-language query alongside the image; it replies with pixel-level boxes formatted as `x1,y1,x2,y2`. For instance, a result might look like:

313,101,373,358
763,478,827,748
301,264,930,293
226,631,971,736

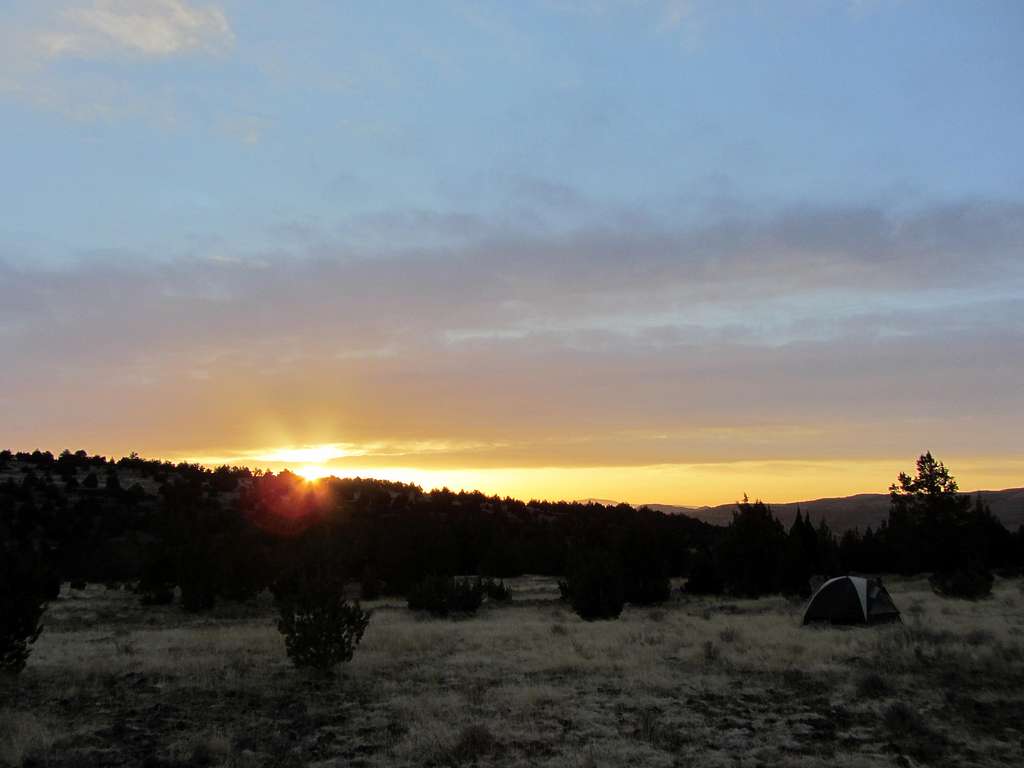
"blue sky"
2,1,1023,502
3,0,1021,256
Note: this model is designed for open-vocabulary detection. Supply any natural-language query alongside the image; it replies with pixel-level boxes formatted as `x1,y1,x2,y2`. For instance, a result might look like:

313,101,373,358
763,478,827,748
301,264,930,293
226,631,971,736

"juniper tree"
273,560,370,672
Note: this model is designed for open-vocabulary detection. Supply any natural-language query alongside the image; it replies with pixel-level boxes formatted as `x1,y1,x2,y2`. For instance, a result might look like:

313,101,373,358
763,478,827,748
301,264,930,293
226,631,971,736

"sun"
295,464,332,482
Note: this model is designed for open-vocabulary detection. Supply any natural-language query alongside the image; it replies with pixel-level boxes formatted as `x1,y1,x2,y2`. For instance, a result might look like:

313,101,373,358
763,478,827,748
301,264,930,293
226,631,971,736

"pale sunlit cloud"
0,0,234,126
40,0,233,59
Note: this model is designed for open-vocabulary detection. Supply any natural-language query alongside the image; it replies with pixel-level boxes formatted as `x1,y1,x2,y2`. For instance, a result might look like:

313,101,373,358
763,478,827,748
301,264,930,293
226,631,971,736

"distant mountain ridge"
629,488,1024,533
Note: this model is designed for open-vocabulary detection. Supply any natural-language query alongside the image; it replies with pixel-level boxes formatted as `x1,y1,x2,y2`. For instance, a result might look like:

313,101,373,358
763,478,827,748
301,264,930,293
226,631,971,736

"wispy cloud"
2,197,1022,465
0,1,234,126
40,0,233,59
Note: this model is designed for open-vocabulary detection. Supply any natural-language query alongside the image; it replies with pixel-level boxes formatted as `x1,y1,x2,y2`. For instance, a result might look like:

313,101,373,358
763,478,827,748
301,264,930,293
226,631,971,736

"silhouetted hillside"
647,488,1024,532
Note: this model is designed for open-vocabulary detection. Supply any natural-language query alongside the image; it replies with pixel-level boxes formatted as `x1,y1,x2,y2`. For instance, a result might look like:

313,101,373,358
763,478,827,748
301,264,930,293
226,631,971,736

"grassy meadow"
2,576,1023,768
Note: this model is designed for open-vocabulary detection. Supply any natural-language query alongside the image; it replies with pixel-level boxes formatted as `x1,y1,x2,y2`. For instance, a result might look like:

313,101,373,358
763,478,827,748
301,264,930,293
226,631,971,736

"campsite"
3,574,1023,767
3,3,1023,766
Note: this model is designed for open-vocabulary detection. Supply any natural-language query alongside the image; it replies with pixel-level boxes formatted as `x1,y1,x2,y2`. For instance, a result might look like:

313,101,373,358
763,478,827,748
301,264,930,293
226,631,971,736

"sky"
2,0,1023,505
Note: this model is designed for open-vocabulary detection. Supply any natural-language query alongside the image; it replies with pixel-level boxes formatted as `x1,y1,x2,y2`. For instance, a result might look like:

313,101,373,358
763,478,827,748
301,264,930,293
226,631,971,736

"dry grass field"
2,576,1023,768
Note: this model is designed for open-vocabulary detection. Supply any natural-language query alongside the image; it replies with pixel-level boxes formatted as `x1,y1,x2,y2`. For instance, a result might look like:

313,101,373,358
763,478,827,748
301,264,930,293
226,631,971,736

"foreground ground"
2,576,1023,767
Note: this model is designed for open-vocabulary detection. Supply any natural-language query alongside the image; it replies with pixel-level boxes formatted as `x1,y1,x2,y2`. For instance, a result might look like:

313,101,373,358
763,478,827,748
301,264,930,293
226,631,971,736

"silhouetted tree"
718,496,786,597
685,547,723,594
562,546,625,620
620,516,672,604
781,510,815,595
889,453,999,597
1,548,51,675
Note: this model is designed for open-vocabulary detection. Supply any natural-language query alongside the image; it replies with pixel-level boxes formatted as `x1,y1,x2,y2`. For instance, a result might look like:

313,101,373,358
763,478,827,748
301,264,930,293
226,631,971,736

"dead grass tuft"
881,701,946,762
719,626,742,643
702,639,721,663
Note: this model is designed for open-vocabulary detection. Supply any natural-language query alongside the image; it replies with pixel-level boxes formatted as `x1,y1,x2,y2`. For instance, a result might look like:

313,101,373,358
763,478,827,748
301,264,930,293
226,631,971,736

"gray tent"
802,576,901,625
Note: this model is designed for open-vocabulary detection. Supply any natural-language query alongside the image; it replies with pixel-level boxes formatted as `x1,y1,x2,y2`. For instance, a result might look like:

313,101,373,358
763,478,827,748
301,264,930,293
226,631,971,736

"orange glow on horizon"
294,464,333,482
176,446,1024,507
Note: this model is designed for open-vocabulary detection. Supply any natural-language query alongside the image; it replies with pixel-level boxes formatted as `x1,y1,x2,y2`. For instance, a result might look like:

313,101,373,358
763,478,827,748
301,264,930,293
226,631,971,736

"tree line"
3,449,1023,673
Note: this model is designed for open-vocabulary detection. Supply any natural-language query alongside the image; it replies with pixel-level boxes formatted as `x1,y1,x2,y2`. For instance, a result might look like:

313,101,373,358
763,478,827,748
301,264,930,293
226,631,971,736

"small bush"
407,575,449,615
139,588,174,606
557,580,570,601
702,640,721,663
449,578,484,613
482,578,512,602
930,567,994,599
719,626,741,644
273,567,371,672
407,576,483,617
562,548,625,621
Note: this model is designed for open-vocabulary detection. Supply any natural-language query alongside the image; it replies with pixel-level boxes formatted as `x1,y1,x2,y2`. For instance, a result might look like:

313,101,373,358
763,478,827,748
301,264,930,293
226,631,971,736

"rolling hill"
644,487,1024,533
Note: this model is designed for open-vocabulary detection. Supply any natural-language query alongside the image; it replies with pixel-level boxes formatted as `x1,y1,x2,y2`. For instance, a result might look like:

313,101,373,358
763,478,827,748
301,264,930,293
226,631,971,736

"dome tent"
802,576,901,626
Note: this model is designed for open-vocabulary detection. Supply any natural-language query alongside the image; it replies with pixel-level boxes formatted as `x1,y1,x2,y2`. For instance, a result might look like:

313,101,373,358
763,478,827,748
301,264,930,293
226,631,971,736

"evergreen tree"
718,496,786,597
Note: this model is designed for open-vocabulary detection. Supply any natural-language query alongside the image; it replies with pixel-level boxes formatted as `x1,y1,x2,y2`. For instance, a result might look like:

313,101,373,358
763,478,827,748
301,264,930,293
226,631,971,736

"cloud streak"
0,1,234,127
3,197,1022,475
41,0,233,59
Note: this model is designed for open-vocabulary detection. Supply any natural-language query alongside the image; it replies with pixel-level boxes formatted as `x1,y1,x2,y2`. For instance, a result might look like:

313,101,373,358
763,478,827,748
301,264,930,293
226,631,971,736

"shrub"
448,578,484,613
273,567,371,672
139,587,174,606
702,640,721,663
562,548,624,621
407,576,483,617
719,626,741,644
1,552,51,675
482,578,512,602
930,567,994,599
557,579,570,601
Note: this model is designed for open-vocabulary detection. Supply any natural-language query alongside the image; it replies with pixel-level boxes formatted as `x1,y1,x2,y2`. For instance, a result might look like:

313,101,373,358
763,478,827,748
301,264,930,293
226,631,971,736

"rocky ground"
2,575,1023,767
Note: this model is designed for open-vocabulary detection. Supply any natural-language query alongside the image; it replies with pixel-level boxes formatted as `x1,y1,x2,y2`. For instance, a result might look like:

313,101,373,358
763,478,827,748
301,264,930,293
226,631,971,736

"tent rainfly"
802,575,901,626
